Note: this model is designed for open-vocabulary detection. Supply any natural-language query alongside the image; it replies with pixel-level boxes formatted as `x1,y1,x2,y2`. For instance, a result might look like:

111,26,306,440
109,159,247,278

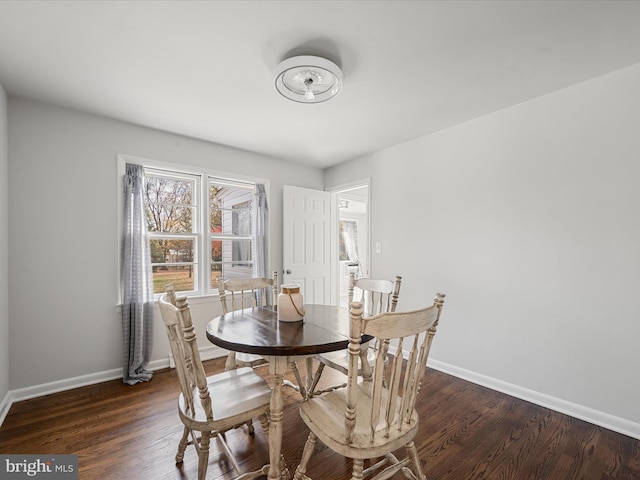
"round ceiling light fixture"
274,55,343,104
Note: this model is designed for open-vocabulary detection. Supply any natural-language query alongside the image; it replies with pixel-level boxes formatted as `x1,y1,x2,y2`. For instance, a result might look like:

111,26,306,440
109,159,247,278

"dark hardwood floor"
1,357,638,479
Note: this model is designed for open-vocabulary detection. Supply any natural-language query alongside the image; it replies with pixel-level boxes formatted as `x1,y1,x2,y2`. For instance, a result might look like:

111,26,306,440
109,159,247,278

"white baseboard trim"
0,345,228,427
9,368,125,405
428,358,640,440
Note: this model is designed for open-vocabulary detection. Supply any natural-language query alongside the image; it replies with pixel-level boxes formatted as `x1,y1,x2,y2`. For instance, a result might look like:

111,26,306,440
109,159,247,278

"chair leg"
279,455,290,480
307,360,347,397
291,361,307,398
405,441,426,480
245,419,255,435
359,347,373,381
225,351,237,370
215,431,242,475
175,426,190,463
258,413,269,437
196,431,211,480
308,362,325,396
271,360,303,394
294,431,318,480
351,459,364,480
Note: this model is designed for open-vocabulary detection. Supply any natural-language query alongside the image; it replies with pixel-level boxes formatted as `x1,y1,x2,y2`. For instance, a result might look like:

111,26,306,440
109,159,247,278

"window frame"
117,154,270,300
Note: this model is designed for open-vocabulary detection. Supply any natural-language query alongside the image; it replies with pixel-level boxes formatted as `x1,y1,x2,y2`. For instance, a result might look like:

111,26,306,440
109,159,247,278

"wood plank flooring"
1,357,639,479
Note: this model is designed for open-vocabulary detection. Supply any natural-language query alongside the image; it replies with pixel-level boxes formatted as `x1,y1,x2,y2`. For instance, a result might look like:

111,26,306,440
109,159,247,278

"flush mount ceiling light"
274,55,343,104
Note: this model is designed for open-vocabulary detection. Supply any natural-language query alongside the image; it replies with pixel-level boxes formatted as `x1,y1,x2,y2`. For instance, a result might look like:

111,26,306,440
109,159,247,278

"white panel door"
283,185,331,305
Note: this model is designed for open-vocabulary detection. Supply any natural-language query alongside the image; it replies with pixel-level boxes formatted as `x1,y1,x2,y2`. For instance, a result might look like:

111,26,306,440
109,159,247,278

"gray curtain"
121,163,154,385
253,183,271,305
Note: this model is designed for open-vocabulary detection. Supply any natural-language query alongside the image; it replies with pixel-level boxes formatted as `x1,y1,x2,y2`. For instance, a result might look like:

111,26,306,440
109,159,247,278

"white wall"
7,97,324,391
0,83,9,416
325,63,640,436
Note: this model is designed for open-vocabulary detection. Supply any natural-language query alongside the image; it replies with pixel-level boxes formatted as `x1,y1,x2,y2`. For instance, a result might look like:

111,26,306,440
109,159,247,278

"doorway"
331,182,370,307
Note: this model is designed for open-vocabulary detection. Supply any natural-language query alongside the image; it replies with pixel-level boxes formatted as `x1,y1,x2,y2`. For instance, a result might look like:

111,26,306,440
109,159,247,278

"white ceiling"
1,1,640,169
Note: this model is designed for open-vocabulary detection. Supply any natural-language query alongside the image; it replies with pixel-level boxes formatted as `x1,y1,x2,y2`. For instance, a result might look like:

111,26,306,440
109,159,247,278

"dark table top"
206,304,371,357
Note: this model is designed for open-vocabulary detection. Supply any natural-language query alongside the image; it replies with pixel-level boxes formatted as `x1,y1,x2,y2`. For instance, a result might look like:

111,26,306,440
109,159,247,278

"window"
141,164,263,296
231,200,252,267
209,179,255,280
339,219,359,263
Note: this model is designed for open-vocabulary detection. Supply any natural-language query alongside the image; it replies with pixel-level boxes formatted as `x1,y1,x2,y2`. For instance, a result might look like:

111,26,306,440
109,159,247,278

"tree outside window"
144,171,198,293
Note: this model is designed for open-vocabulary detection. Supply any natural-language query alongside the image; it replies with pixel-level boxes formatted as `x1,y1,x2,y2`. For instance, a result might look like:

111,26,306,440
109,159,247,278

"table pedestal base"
267,356,292,480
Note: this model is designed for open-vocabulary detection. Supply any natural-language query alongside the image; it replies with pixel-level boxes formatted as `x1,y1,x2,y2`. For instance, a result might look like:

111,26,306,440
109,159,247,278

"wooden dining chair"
308,273,402,396
294,293,446,480
217,272,278,371
158,286,272,480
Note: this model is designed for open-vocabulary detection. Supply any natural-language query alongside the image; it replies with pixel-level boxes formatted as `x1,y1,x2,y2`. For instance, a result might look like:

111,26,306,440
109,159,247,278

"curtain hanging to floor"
253,183,271,305
120,163,154,385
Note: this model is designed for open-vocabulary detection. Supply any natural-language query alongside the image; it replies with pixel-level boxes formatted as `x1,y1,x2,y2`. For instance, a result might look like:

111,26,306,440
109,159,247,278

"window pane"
232,201,251,235
151,265,196,294
209,182,253,236
145,175,193,204
339,220,359,262
211,239,252,265
232,239,252,266
145,175,194,233
210,239,253,286
210,239,224,288
210,264,223,288
146,205,194,233
150,239,194,264
210,184,222,232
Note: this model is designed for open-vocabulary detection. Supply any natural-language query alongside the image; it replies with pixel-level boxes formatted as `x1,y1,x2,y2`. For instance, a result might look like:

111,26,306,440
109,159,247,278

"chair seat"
299,382,419,460
179,367,272,428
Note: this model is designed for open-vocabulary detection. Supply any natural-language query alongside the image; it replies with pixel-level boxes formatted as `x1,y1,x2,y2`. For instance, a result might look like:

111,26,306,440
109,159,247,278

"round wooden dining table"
206,304,371,480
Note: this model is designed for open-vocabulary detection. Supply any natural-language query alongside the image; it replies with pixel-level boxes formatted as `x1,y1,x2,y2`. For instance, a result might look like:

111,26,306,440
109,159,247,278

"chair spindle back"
159,287,213,421
217,271,278,313
345,293,445,444
348,272,402,316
